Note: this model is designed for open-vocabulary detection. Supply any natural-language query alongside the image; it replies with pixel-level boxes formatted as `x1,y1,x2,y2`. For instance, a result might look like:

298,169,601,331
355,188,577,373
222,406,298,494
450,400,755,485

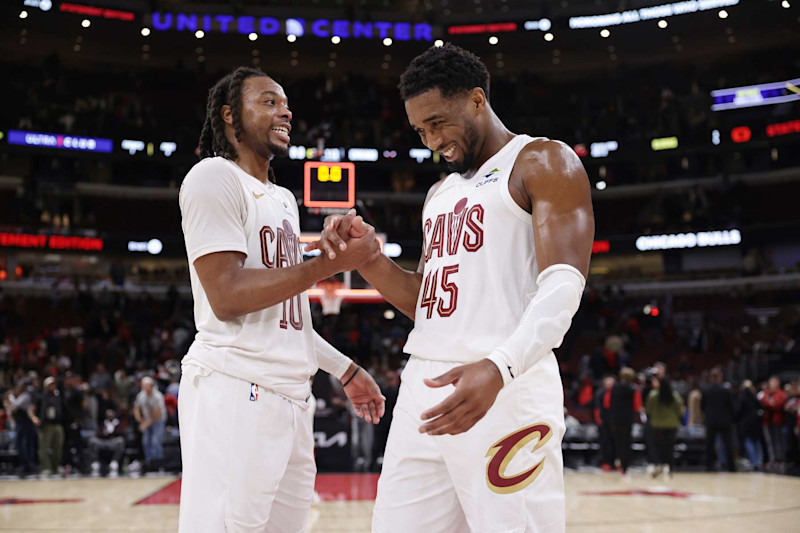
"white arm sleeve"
486,264,585,386
179,160,248,264
313,331,352,380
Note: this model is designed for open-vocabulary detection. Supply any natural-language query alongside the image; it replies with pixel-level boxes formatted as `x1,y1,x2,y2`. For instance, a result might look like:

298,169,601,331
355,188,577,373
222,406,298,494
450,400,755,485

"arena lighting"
523,19,552,31
195,30,204,38
383,37,393,46
712,129,721,145
573,144,588,157
730,126,751,143
488,36,499,45
635,229,741,251
651,136,679,150
248,32,258,41
0,232,103,252
590,140,618,158
60,2,134,21
347,148,379,162
20,10,28,19
658,19,669,28
384,309,396,320
448,22,517,35
766,119,800,137
159,141,177,156
718,9,728,18
23,0,51,12
81,19,91,28
141,27,150,36
149,13,433,41
121,139,145,155
434,39,444,47
331,35,341,44
287,34,297,42
569,0,739,29
544,33,554,41
592,240,610,254
127,239,163,255
595,181,607,190
410,148,432,163
8,130,113,153
600,29,611,38
783,1,791,8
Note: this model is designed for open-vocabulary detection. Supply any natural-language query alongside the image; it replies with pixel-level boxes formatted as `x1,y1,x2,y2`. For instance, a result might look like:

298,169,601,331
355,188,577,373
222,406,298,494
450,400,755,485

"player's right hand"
321,223,381,274
305,209,369,260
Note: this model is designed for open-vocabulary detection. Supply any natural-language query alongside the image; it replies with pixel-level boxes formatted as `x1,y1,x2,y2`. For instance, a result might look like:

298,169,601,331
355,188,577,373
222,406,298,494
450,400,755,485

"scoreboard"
303,161,356,209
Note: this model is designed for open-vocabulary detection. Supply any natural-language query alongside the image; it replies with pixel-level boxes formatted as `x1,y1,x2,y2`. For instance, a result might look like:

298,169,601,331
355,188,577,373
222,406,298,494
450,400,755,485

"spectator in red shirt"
594,375,616,471
760,376,787,472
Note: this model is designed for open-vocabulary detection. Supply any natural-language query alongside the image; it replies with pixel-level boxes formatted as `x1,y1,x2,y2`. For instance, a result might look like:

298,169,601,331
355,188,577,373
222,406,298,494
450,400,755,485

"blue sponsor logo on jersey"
476,168,501,188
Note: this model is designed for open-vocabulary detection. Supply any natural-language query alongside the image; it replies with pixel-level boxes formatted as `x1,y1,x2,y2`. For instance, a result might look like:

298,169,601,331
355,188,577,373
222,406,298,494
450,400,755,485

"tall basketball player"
178,67,385,533
309,44,594,531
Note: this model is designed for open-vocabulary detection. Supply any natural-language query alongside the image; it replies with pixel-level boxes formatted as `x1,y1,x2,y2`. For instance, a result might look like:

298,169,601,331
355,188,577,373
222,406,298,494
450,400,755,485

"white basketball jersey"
404,135,551,368
179,157,316,403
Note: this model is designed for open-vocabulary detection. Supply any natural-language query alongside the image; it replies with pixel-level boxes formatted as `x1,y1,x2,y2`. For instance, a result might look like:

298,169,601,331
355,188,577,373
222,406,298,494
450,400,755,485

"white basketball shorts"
373,354,566,533
178,363,316,533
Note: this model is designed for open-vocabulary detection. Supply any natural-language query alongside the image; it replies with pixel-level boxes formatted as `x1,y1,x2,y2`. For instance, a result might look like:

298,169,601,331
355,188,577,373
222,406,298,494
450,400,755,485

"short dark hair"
398,43,490,101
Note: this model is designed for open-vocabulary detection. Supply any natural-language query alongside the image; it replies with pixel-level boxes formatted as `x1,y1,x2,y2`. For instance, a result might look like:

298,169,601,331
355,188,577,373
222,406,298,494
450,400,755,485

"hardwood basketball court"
0,471,797,532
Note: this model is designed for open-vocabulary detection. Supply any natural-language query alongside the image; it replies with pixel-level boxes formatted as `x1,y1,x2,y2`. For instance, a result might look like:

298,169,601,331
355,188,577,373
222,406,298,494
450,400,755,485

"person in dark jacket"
700,367,736,472
609,367,641,477
36,376,65,475
736,380,763,471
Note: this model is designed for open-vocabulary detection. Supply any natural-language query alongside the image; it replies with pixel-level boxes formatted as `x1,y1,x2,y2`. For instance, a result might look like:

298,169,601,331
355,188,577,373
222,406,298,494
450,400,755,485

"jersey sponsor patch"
476,168,501,188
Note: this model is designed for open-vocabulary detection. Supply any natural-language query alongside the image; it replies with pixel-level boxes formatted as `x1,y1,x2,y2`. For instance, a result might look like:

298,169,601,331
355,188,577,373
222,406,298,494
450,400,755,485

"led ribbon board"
8,130,113,153
569,0,739,29
711,78,800,111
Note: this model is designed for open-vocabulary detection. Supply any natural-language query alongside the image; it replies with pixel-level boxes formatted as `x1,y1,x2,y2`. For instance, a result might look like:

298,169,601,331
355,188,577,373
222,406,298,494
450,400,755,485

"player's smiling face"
405,87,481,175
238,76,292,159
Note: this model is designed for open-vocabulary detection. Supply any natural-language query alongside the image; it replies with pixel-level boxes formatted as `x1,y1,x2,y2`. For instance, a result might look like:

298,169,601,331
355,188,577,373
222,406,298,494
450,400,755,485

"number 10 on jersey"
420,264,459,319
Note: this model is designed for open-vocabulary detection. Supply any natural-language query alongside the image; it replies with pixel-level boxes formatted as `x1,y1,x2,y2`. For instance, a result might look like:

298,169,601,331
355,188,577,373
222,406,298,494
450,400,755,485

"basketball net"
318,280,345,316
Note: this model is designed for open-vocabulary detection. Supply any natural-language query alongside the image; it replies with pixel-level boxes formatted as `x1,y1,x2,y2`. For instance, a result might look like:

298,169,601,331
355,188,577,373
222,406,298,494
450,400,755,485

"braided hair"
398,43,490,102
198,67,277,182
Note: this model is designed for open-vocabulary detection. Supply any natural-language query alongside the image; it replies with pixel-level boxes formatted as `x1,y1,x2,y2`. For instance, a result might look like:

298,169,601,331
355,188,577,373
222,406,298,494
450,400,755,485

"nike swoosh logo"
252,191,265,199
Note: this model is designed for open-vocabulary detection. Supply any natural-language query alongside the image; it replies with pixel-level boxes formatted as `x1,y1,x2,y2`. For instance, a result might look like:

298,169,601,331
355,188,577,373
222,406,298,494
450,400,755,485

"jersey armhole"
499,140,536,224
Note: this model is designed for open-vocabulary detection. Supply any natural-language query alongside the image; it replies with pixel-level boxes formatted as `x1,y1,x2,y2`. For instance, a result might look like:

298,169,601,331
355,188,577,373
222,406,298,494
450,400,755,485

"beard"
260,139,288,159
445,120,480,175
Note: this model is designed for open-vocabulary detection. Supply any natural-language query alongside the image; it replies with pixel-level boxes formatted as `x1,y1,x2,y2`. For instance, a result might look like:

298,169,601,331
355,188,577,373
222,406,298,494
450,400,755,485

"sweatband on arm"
486,264,585,386
313,331,352,380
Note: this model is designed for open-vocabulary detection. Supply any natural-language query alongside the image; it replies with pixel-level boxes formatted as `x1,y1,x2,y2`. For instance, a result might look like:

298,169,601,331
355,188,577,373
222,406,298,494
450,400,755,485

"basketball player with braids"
178,67,385,533
309,44,594,531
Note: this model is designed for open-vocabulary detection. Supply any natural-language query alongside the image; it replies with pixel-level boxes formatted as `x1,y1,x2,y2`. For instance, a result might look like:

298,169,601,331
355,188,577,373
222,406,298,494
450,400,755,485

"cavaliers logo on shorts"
485,423,552,494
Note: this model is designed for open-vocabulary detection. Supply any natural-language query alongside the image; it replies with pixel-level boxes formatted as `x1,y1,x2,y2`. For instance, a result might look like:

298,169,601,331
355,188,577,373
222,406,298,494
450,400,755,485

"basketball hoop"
318,279,345,316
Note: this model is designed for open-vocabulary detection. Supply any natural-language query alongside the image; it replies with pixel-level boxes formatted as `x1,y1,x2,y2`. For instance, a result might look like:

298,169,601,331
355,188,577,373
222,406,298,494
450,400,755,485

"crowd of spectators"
0,271,797,477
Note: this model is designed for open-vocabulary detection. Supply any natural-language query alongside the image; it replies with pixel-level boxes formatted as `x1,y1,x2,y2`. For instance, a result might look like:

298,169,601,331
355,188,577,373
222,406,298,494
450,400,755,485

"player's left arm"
313,331,385,424
419,140,594,436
